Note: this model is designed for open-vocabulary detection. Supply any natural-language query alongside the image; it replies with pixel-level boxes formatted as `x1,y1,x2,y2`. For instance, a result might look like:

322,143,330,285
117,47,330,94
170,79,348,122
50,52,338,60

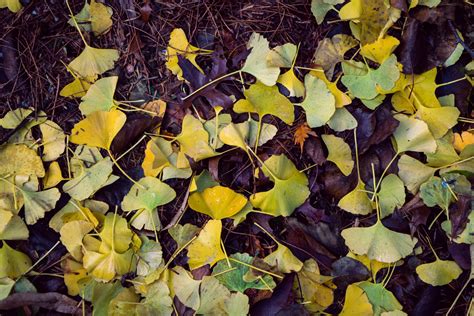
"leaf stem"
371,153,399,201
107,149,144,189
245,146,279,180
182,70,241,101
24,240,61,276
228,257,283,279
436,76,467,88
65,0,89,46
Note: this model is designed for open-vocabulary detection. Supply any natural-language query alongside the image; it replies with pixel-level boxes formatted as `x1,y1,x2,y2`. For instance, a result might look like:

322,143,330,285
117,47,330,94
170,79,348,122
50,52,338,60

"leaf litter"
0,0,472,315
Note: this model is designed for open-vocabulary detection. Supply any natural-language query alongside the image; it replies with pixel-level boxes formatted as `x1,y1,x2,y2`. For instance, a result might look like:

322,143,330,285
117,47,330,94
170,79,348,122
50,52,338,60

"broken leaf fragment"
68,45,119,78
70,109,126,150
188,186,247,220
342,220,417,263
321,134,354,176
187,220,226,270
241,33,280,86
250,154,309,217
416,259,462,286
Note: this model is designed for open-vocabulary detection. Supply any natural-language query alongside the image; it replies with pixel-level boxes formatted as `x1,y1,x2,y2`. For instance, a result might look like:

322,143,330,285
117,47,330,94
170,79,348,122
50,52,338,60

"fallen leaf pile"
0,0,473,315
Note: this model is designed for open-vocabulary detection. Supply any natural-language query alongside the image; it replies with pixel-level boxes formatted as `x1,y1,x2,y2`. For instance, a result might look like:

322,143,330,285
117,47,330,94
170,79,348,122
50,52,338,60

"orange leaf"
294,123,316,152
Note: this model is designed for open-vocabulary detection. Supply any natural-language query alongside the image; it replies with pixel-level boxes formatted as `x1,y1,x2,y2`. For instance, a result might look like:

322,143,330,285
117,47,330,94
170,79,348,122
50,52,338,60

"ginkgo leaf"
43,161,64,189
196,276,232,315
187,220,226,270
312,34,358,80
360,35,400,64
0,242,31,279
21,187,61,225
327,107,358,132
442,211,474,244
170,266,201,311
310,70,352,108
398,155,436,194
300,74,336,128
311,0,344,24
321,134,354,176
70,109,126,150
453,131,474,153
79,76,118,115
166,28,208,79
0,144,45,177
222,292,249,316
378,174,405,218
121,176,176,230
90,0,113,35
0,209,28,240
218,119,277,151
234,81,294,125
0,277,15,300
339,0,401,45
294,259,335,312
342,220,417,263
63,157,115,201
68,45,119,78
98,213,134,253
416,259,462,286
393,114,437,154
213,252,276,292
415,105,460,139
60,220,94,261
278,68,305,97
175,114,217,168
340,283,373,316
426,132,460,167
169,223,200,249
420,174,470,211
264,241,303,273
62,258,89,296
250,154,309,217
267,43,297,68
341,55,400,100
40,120,66,161
137,281,173,315
188,186,247,220
338,180,373,215
241,33,280,86
358,281,403,314
0,0,21,12
0,108,32,129
347,252,391,280
49,199,99,232
204,112,232,150
136,236,163,277
60,76,94,98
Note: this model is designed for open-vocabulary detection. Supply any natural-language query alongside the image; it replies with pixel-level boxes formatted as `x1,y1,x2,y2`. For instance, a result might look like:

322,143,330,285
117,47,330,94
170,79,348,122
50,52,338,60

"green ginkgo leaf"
341,55,400,100
416,259,462,286
0,144,45,177
426,132,460,167
321,134,354,176
0,242,31,279
241,33,280,86
397,155,436,194
300,74,335,128
419,174,470,211
136,236,163,277
79,76,118,115
341,220,417,263
63,157,115,201
121,176,176,230
378,174,405,218
169,223,200,249
213,252,276,292
338,180,373,215
234,82,294,125
393,114,437,154
250,154,309,217
327,107,358,132
358,281,403,315
0,277,15,300
21,187,61,225
188,186,247,220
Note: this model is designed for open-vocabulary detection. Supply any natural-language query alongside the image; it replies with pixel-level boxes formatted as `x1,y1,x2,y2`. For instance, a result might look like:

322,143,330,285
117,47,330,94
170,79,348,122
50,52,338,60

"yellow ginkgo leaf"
321,134,354,176
338,180,373,215
393,114,437,154
90,0,113,36
416,259,462,286
340,283,373,316
40,120,66,162
62,257,90,296
79,76,118,115
188,186,247,220
166,28,209,79
347,252,391,280
361,35,400,64
60,220,94,261
187,219,226,270
175,114,217,168
70,109,126,150
453,131,474,153
415,105,459,139
43,161,64,189
0,242,31,279
263,241,303,273
0,209,28,241
0,0,22,13
60,76,95,98
277,68,305,97
241,33,280,86
310,70,351,108
0,144,45,178
68,45,119,78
